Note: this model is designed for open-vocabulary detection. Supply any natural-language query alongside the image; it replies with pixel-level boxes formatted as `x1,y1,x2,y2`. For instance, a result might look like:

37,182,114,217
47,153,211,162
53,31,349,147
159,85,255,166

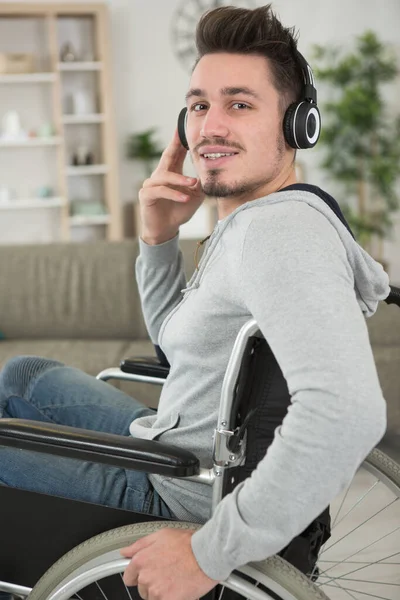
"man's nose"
200,107,230,139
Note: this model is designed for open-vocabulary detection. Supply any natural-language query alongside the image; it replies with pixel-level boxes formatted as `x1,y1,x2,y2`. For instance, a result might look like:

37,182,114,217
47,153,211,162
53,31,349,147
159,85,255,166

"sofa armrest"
0,419,199,478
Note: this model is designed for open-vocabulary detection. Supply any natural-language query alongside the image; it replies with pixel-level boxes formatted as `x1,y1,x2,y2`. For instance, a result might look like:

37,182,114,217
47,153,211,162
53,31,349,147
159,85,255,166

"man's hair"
194,4,303,114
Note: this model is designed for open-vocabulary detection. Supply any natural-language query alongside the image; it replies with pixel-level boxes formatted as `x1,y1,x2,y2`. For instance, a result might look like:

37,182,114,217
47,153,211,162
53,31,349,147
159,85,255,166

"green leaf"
312,30,400,246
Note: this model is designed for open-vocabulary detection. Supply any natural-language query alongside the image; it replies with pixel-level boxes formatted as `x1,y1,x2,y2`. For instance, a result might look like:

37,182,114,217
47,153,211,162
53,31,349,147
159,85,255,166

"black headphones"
177,50,321,151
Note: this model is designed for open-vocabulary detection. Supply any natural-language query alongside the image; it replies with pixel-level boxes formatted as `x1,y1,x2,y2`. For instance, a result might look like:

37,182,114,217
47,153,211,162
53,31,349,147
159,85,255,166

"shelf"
0,3,122,243
0,137,62,148
66,165,108,176
0,72,56,84
62,114,105,124
70,214,110,226
58,62,102,72
0,197,65,210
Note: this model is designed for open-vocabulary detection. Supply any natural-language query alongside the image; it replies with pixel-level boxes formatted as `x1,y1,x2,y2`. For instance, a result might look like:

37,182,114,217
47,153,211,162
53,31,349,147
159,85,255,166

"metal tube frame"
0,321,259,597
97,322,260,511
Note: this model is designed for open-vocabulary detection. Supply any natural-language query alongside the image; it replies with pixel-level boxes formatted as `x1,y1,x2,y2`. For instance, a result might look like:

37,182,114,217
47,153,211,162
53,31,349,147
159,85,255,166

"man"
0,5,389,600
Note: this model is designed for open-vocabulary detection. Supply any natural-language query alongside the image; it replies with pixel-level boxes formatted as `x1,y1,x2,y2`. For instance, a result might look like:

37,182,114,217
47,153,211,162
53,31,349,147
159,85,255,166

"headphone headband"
296,51,317,104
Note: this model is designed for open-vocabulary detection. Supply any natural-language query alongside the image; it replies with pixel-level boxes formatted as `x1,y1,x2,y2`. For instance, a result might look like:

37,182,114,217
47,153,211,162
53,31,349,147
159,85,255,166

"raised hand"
138,129,204,245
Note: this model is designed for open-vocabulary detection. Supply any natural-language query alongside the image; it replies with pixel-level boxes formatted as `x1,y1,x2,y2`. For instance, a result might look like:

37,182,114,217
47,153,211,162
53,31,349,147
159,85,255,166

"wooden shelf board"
62,114,105,124
69,214,110,226
0,137,62,147
66,165,108,176
0,197,65,210
0,72,56,83
58,62,102,71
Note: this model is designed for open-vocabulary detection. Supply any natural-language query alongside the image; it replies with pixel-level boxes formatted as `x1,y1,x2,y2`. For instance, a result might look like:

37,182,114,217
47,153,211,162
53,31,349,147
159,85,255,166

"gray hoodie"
133,187,389,580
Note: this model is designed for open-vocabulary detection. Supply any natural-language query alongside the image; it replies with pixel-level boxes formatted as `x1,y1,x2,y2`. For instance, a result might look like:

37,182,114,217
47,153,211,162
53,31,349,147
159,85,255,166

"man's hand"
139,129,205,246
121,528,219,600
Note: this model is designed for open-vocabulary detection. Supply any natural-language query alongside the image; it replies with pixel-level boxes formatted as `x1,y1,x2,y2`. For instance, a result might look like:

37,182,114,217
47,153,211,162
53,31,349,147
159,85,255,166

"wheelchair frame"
0,318,263,599
0,286,399,599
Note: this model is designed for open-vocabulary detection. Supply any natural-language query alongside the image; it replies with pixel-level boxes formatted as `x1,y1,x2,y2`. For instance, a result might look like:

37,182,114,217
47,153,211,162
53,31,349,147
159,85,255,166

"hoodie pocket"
129,410,180,441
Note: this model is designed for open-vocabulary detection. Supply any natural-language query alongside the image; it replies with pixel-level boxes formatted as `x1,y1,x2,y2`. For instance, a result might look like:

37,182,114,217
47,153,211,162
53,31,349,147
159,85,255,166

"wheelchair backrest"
221,284,399,576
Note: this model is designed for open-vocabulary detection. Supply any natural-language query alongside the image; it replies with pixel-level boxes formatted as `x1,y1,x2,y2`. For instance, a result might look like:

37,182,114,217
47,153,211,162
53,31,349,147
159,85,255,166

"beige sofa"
0,240,398,438
0,240,198,408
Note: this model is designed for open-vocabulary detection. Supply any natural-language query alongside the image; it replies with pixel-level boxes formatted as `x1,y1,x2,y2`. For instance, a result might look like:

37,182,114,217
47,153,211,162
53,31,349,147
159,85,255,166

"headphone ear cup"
283,103,298,149
302,104,321,149
177,107,189,150
283,101,321,150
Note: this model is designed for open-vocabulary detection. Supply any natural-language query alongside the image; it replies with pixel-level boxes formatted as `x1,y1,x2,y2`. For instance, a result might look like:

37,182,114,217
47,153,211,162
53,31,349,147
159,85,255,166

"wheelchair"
0,286,399,600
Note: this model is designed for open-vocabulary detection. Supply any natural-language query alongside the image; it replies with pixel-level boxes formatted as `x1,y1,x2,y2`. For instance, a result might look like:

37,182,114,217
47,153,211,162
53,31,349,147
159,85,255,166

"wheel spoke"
317,528,400,577
319,551,400,588
322,578,359,600
319,575,399,587
331,480,353,529
310,477,383,581
95,581,108,600
331,480,381,530
119,573,134,600
322,581,394,600
318,561,399,565
321,498,398,555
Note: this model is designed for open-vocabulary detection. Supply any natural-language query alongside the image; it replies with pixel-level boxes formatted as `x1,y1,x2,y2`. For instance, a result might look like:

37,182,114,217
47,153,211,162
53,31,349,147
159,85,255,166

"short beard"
202,174,267,198
200,134,286,199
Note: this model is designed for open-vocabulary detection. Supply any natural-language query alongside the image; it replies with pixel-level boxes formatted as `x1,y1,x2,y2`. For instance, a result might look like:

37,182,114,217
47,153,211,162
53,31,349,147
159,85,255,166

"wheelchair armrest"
0,419,199,478
385,285,400,307
120,356,170,379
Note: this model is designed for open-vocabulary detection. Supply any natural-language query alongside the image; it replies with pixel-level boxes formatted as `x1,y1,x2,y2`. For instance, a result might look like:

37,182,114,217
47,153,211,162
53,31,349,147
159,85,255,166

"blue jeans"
0,356,173,600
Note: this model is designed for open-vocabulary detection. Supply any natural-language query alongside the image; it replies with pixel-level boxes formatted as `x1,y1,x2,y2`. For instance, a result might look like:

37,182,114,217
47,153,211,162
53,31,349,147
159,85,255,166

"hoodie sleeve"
135,235,187,345
191,202,387,581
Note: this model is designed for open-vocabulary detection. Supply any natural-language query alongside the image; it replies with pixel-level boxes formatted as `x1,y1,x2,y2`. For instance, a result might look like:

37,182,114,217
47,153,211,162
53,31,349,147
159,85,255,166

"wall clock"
171,0,256,73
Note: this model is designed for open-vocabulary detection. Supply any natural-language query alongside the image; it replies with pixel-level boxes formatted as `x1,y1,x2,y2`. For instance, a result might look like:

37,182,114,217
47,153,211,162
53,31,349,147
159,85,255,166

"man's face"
185,52,291,200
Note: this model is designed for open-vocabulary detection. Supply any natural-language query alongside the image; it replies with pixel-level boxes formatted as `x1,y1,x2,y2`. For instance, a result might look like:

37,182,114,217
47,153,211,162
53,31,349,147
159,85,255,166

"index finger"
158,128,188,173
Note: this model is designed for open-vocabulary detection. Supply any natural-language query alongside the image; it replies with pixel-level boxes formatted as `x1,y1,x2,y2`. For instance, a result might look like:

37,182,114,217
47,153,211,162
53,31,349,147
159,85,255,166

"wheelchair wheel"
312,447,400,599
28,521,329,600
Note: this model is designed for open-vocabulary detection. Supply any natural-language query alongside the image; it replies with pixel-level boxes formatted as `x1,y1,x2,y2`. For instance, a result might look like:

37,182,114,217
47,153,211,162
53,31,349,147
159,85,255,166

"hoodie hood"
220,184,390,317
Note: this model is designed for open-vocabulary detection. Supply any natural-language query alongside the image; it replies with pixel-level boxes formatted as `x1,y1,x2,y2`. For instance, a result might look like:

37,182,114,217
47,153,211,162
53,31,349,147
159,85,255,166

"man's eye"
232,102,250,110
192,103,207,112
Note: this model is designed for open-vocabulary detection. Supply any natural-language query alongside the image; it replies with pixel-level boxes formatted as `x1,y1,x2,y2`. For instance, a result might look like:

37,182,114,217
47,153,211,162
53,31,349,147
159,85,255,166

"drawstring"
194,234,211,270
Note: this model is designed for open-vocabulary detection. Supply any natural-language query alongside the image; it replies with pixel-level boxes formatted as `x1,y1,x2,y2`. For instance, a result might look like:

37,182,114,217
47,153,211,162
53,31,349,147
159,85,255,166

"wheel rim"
41,550,310,600
312,454,400,599
29,450,399,600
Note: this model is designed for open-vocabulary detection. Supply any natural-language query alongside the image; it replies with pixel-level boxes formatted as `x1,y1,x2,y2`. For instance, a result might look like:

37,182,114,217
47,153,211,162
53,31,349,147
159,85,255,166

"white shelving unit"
0,2,122,244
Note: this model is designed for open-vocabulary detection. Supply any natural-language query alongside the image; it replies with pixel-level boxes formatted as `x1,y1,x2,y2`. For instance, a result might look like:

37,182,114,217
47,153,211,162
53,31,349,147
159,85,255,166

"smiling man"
0,5,389,600
121,5,389,599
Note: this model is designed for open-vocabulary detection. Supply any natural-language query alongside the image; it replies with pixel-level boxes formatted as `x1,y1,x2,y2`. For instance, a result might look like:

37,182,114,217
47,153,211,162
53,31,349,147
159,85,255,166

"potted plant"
312,31,400,264
126,128,163,179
